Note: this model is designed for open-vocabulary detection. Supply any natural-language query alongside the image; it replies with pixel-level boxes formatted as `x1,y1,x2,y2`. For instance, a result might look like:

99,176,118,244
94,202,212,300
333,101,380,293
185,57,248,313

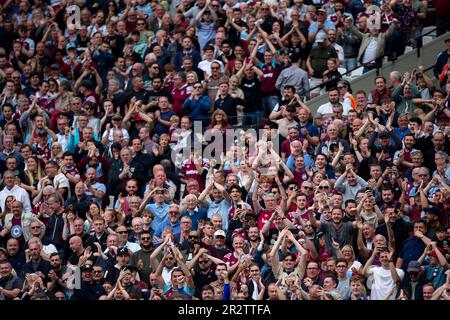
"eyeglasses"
317,12,326,15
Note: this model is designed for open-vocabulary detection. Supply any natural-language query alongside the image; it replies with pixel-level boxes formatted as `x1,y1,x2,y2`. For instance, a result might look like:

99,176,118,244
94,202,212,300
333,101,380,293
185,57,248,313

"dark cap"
0,247,7,255
38,129,48,137
117,247,130,256
407,260,420,272
121,264,138,272
80,264,93,272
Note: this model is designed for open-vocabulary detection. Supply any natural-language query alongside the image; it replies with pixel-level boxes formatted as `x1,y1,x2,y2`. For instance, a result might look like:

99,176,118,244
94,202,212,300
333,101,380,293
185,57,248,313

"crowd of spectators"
0,0,449,301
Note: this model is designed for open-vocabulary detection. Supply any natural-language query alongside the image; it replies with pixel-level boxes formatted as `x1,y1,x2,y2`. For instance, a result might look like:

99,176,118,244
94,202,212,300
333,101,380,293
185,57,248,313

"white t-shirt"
362,37,378,64
367,266,405,300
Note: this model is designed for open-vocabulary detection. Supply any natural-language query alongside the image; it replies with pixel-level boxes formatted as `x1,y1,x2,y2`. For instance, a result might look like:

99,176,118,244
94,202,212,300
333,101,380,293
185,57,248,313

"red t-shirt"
179,158,209,191
223,251,239,267
171,84,191,117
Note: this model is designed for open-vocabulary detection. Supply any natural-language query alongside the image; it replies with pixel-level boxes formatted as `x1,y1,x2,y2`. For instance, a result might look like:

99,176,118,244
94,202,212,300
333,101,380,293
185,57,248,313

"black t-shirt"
193,267,217,298
240,76,261,113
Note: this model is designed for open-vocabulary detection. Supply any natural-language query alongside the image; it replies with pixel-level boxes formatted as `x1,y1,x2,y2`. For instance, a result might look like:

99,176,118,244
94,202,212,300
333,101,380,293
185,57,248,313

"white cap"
214,230,226,238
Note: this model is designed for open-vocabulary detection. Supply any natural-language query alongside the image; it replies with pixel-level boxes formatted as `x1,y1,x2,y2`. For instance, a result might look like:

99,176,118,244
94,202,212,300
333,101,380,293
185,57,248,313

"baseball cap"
214,230,226,238
80,264,93,272
117,247,130,256
407,260,420,272
66,43,76,50
316,32,327,43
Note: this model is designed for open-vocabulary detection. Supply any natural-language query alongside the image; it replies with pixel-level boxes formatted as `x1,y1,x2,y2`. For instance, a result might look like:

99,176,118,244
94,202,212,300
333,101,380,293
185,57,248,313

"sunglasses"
303,186,313,190
319,186,329,190
194,85,202,89
93,270,103,273
141,237,151,241
189,235,199,239
31,226,41,229
117,230,128,234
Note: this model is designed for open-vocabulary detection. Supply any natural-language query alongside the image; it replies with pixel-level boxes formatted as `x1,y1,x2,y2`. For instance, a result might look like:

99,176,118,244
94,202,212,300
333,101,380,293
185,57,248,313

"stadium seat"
422,26,437,38
423,36,433,45
350,66,363,78
338,67,347,75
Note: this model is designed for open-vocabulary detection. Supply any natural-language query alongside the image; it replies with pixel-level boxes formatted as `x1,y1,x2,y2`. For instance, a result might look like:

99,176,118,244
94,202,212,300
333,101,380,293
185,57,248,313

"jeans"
343,58,357,73
261,96,279,116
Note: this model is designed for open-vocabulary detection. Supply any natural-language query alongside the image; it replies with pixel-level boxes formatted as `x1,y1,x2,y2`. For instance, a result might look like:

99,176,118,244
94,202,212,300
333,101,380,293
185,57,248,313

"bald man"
68,236,85,265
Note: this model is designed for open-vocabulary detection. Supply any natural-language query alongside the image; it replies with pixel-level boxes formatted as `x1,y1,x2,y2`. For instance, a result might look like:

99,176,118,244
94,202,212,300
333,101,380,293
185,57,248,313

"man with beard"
0,261,21,300
71,263,106,300
143,77,173,112
308,207,359,250
83,167,106,206
393,133,418,176
46,253,67,294
130,230,154,288
275,105,299,139
188,248,224,298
